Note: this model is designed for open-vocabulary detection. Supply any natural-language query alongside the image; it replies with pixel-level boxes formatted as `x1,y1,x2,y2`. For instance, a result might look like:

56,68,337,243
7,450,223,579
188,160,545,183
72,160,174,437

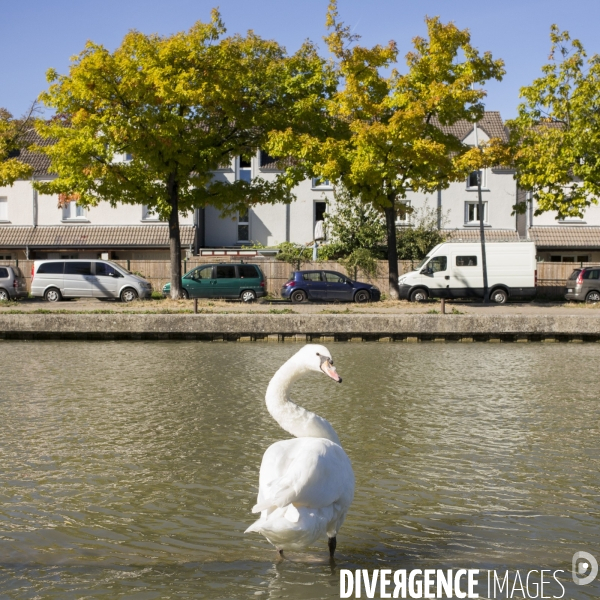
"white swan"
245,344,355,558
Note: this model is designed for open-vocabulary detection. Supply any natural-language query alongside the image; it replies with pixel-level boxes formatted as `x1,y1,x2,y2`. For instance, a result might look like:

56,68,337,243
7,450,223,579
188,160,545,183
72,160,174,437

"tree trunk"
168,176,183,299
384,195,400,300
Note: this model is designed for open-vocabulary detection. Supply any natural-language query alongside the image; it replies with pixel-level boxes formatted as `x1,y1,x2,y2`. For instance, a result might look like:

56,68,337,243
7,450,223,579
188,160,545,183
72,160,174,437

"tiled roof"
444,229,520,242
0,225,195,248
15,129,54,178
529,226,600,249
433,111,508,143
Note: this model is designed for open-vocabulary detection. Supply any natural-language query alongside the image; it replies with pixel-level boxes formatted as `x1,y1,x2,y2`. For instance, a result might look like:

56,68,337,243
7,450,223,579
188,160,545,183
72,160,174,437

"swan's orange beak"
321,359,342,383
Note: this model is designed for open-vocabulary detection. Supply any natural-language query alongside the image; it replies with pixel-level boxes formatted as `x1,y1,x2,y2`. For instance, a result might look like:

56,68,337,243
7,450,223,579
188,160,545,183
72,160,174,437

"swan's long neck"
265,357,341,445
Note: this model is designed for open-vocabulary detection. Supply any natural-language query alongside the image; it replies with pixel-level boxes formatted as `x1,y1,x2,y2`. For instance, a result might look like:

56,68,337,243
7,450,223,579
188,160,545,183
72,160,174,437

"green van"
162,263,266,302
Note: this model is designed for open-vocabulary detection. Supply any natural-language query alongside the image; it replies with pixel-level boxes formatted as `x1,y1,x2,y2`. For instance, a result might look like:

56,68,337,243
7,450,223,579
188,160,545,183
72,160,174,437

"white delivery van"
398,241,537,303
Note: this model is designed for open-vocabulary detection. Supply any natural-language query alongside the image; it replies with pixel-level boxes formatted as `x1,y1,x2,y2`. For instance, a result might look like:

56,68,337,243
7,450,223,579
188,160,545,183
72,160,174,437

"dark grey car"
0,265,28,301
565,267,600,303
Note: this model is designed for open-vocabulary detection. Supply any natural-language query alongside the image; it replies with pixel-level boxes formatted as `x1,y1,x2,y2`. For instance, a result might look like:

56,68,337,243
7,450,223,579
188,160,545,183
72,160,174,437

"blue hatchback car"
281,270,380,303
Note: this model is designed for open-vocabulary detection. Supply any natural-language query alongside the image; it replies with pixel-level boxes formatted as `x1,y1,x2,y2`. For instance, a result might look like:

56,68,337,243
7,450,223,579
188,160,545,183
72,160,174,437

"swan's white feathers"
246,344,355,551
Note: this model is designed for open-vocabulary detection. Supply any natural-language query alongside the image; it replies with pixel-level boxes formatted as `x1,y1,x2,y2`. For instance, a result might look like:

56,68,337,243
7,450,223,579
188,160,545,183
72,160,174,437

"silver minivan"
31,260,152,302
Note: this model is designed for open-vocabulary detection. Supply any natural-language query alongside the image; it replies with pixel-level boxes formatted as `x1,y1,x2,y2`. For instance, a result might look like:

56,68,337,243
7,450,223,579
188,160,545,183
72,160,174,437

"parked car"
565,266,600,303
31,259,152,302
398,241,537,303
162,263,266,302
0,265,28,301
281,270,380,303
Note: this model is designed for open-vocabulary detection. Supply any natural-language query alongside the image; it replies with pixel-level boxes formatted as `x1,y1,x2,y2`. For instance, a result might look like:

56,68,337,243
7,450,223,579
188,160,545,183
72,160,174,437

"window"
424,256,447,273
324,272,346,283
456,256,478,267
124,153,133,162
215,265,236,279
62,202,86,220
37,262,64,274
312,177,332,189
314,201,327,240
238,265,258,278
237,209,249,242
465,201,488,225
396,201,411,224
96,262,121,277
550,255,589,263
65,262,92,276
583,269,600,280
238,157,252,182
188,266,213,280
0,197,7,221
302,272,322,281
142,205,161,221
0,268,8,278
467,170,485,189
260,150,277,168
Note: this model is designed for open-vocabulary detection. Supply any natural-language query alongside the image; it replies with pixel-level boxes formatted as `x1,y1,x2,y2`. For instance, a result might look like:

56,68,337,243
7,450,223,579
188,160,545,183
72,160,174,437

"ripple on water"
0,341,598,598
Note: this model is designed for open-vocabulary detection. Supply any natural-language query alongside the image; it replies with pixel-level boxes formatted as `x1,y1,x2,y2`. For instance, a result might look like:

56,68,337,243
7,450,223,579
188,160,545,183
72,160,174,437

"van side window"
583,269,600,280
190,266,213,280
65,262,92,276
456,256,477,267
96,262,120,277
238,265,258,278
215,265,236,279
428,256,447,273
37,262,64,274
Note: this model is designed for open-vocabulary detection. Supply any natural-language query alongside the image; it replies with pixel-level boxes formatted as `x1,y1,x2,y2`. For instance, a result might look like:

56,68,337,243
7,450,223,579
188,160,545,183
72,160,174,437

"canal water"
0,341,598,599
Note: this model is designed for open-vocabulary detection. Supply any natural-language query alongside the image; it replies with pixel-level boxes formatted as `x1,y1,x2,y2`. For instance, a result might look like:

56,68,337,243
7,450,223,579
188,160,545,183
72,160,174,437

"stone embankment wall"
1,314,600,342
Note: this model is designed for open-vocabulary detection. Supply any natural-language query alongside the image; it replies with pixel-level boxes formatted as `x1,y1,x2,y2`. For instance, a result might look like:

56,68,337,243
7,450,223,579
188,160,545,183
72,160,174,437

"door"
91,261,122,298
183,265,214,298
63,262,93,297
420,255,449,298
212,264,237,298
300,271,327,300
324,271,353,301
450,253,481,298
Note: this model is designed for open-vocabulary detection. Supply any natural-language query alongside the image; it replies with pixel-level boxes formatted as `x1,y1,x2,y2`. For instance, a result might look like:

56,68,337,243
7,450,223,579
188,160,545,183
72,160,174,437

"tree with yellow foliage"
267,2,505,299
35,10,334,298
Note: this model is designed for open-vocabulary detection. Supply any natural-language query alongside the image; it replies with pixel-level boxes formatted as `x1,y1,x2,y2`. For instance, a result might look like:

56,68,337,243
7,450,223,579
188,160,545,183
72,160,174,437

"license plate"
567,288,573,293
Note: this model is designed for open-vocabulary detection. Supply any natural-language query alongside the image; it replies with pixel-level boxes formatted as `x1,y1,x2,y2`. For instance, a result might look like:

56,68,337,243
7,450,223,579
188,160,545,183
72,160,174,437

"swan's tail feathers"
245,518,263,534
252,484,296,513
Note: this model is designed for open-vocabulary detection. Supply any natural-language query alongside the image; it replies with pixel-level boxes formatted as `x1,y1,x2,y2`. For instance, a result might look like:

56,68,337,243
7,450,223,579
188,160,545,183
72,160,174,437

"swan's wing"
253,438,354,513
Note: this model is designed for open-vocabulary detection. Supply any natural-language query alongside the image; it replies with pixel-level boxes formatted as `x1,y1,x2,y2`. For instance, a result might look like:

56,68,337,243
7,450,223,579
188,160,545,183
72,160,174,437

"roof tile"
529,226,600,249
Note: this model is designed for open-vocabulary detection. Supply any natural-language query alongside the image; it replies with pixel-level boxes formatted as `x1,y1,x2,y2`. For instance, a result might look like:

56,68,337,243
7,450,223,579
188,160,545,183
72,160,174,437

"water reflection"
0,342,598,598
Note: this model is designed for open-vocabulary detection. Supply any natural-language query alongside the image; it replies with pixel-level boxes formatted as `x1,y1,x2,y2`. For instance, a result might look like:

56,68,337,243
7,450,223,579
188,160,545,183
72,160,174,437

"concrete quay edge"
1,314,600,342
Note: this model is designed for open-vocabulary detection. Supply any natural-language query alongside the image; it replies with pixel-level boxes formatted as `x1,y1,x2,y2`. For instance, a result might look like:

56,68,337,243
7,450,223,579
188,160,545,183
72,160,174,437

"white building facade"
1,113,600,261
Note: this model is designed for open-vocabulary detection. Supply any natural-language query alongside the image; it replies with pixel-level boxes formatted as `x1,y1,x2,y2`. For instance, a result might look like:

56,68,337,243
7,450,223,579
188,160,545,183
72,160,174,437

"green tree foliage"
508,26,600,218
323,186,386,257
34,10,333,297
396,204,447,261
267,1,505,299
0,106,36,186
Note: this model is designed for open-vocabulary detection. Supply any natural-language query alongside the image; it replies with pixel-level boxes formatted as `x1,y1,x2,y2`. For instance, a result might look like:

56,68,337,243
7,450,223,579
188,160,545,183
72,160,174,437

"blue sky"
3,0,600,122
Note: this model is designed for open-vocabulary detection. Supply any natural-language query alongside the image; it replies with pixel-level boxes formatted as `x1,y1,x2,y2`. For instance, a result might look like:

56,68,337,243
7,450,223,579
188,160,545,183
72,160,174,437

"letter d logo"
573,551,598,586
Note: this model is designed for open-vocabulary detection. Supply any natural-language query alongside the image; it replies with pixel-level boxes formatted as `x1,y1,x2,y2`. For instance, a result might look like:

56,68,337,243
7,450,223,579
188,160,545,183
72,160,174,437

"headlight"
371,286,379,291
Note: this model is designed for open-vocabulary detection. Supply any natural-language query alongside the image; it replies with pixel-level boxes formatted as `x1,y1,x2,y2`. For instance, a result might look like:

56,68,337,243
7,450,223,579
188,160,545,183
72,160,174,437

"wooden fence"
2,258,597,299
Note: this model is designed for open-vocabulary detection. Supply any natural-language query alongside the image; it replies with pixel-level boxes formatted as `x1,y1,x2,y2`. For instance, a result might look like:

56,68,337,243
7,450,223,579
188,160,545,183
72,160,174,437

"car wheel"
241,290,257,303
410,288,428,302
44,287,62,302
0,289,9,302
180,289,189,299
290,289,307,304
120,288,138,303
354,290,370,303
491,288,508,304
586,290,600,303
